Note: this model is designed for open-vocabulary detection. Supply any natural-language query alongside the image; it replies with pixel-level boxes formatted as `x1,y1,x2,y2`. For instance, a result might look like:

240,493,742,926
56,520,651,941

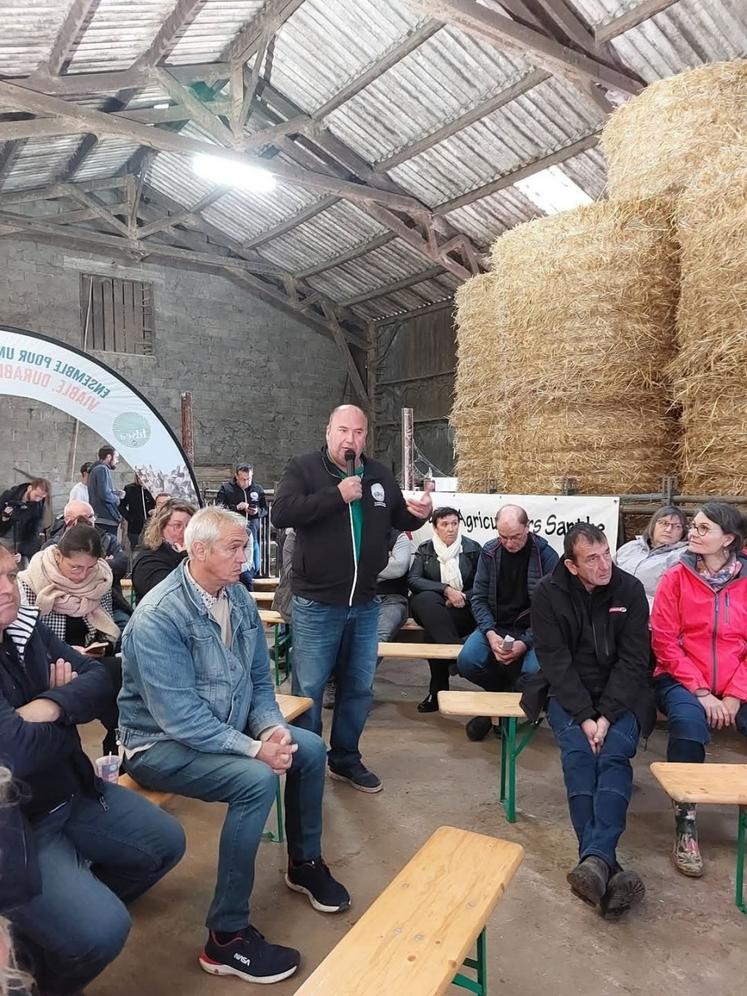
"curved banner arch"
0,325,201,505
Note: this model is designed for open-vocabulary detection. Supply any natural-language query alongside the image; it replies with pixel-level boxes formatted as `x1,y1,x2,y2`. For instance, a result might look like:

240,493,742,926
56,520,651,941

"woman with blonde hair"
131,499,196,602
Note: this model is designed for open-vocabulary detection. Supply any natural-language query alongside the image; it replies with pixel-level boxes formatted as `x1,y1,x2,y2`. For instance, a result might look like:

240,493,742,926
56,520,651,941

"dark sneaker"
286,858,351,913
328,761,382,793
199,926,300,984
600,870,646,920
465,716,492,741
567,856,610,907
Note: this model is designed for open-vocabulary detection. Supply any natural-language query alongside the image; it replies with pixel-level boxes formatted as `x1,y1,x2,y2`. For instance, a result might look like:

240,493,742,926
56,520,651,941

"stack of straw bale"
668,150,747,495
452,197,679,494
602,60,747,201
451,274,507,492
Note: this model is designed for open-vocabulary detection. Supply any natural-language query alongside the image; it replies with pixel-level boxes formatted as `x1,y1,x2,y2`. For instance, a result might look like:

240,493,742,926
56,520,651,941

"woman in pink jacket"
651,502,747,878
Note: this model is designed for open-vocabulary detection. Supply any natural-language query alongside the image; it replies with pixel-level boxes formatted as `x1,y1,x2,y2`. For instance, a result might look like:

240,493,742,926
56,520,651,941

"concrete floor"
79,660,747,996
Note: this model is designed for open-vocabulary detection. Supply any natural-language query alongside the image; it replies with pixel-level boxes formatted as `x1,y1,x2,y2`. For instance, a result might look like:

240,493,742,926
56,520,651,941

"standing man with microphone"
272,405,432,792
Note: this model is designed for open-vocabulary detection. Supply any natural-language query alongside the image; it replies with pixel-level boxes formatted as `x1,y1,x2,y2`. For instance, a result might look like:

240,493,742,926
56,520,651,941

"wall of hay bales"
451,59,745,499
452,199,679,495
668,151,747,496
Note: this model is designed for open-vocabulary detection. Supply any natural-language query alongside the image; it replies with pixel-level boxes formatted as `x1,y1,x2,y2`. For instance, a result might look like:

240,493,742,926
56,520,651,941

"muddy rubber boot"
673,803,703,877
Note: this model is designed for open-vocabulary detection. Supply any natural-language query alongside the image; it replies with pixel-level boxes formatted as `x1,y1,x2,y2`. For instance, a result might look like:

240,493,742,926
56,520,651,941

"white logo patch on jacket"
371,483,386,507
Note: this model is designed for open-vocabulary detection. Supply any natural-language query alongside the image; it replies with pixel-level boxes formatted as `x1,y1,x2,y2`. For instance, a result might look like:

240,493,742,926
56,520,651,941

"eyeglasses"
657,520,683,531
689,522,716,537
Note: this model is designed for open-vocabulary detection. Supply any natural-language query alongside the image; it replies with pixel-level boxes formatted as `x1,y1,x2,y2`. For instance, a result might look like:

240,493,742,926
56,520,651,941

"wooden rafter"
434,131,601,215
35,0,100,77
339,266,446,308
407,0,642,94
133,0,206,68
294,233,395,279
221,0,307,64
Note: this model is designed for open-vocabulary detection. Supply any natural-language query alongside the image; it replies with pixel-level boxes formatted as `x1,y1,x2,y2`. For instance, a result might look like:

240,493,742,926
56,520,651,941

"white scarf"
432,532,463,591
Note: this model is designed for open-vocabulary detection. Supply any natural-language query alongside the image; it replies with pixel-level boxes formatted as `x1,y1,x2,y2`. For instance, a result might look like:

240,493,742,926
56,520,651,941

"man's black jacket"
0,483,46,559
0,608,113,911
272,449,426,605
216,478,268,535
119,483,155,535
522,560,655,735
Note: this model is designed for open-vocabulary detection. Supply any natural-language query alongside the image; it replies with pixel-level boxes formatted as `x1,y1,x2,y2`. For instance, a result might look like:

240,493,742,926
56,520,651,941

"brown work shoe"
673,803,703,878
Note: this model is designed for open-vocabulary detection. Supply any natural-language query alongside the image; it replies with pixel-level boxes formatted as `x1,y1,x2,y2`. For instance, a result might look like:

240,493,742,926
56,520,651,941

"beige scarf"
432,532,464,591
20,546,120,642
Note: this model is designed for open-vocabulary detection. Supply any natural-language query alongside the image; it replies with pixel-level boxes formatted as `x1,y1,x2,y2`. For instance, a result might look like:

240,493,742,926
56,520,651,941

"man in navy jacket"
457,505,558,740
0,543,184,994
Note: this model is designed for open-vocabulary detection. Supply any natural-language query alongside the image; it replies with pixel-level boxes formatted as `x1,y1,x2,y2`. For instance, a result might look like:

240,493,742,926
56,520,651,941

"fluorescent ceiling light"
192,153,276,194
515,165,593,214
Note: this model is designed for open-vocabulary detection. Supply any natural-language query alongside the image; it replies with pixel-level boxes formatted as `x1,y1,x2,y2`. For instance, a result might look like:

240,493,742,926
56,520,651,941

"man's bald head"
64,500,95,527
496,504,530,553
325,405,368,471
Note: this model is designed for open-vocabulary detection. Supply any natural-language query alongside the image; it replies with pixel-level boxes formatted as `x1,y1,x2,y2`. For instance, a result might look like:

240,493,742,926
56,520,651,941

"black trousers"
410,590,475,695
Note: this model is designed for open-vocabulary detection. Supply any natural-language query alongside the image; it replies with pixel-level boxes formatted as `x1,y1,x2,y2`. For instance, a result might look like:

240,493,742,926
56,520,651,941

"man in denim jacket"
118,507,349,986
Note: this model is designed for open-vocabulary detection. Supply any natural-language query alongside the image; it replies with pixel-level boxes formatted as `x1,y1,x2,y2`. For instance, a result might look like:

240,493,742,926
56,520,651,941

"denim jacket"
118,561,284,755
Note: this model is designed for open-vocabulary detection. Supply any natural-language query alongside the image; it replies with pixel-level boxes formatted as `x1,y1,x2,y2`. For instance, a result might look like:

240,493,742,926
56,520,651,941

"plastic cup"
94,754,121,784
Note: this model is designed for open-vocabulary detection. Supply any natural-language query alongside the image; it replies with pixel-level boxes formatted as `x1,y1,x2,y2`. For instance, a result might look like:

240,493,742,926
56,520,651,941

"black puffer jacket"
408,538,482,597
0,483,46,559
522,560,655,735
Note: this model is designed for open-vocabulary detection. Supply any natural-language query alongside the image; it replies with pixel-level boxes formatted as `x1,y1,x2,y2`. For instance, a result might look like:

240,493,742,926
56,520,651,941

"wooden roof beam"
35,0,100,77
132,0,206,68
339,265,445,307
434,131,600,214
406,0,642,94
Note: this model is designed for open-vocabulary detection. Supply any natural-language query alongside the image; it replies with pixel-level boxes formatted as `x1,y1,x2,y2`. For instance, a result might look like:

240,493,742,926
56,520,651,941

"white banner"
0,326,200,504
407,492,620,556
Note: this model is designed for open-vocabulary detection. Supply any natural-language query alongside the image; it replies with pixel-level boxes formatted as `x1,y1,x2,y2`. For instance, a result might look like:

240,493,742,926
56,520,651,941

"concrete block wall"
0,239,348,511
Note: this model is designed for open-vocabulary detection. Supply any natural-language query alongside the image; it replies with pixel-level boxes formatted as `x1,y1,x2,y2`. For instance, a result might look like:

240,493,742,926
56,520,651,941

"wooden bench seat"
438,691,537,824
295,825,523,996
250,590,275,605
253,577,279,589
378,641,461,659
650,762,747,913
118,693,313,844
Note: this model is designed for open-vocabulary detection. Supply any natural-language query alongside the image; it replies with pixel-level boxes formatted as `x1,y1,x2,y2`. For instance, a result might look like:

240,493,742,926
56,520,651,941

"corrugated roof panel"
166,0,264,64
387,75,605,207
610,0,747,81
267,0,423,114
443,187,544,246
257,202,387,271
572,0,747,80
72,138,140,179
147,149,215,209
0,133,82,191
202,182,323,243
66,0,177,72
307,238,437,300
324,25,531,164
0,0,70,76
558,147,608,200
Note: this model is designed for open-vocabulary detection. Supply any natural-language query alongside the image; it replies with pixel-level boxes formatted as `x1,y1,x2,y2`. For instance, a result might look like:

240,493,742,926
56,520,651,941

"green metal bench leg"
262,779,285,844
273,624,281,686
452,927,487,994
499,717,517,824
737,806,746,914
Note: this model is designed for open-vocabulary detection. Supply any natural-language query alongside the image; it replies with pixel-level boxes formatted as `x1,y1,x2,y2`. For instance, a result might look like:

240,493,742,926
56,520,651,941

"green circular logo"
112,412,151,449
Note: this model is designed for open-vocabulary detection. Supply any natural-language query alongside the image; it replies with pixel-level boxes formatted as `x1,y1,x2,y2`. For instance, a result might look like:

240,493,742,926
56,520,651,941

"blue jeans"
655,673,747,762
10,783,185,993
547,698,640,869
127,725,326,932
291,595,379,769
457,628,540,691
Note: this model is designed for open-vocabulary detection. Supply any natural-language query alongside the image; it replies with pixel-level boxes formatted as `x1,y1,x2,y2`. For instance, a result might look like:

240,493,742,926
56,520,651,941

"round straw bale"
669,150,747,495
602,60,747,201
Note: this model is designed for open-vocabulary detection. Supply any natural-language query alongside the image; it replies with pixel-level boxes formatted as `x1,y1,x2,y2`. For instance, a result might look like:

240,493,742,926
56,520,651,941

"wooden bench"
250,590,275,605
650,762,747,914
378,641,461,659
438,691,539,824
118,693,313,845
295,825,523,996
258,608,292,685
253,577,280,589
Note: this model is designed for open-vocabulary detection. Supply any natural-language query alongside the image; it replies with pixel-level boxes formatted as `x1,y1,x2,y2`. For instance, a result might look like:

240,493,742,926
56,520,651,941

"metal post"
367,322,377,456
180,391,195,463
401,407,414,490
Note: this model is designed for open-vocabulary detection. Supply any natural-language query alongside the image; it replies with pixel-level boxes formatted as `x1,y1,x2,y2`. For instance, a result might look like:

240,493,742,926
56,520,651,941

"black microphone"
344,449,356,477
